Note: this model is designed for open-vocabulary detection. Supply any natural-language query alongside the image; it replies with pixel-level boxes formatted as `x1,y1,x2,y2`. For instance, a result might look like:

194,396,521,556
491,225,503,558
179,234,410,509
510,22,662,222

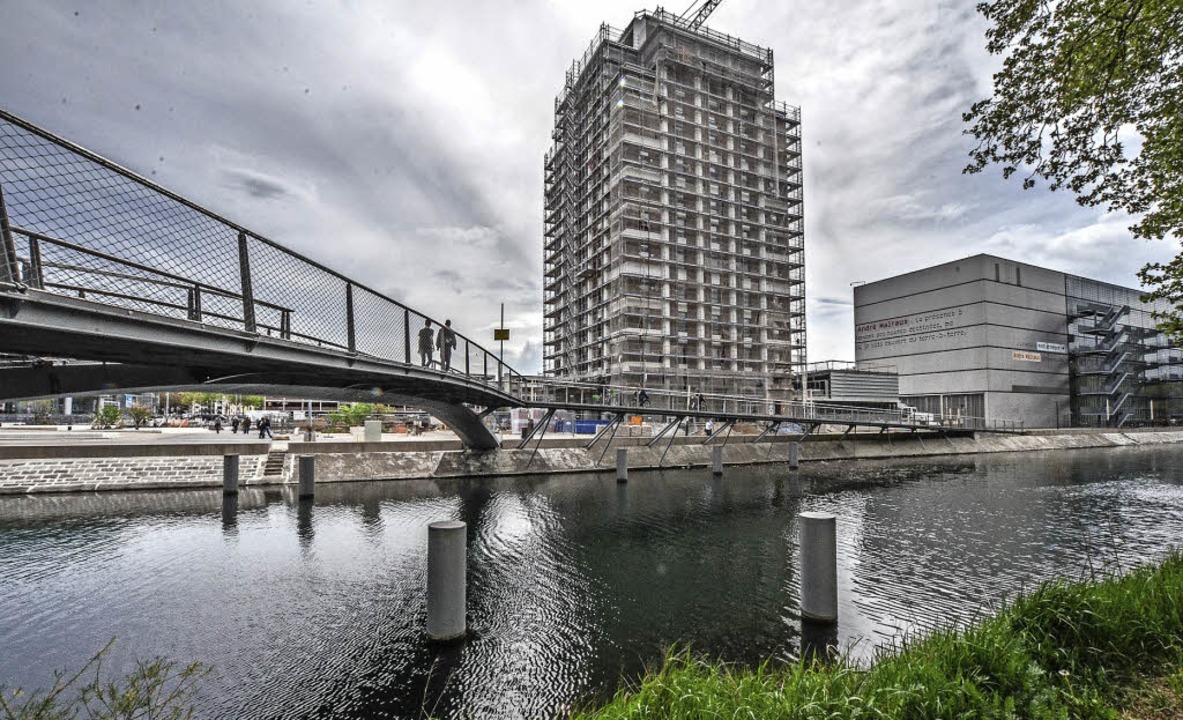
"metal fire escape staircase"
1074,304,1141,426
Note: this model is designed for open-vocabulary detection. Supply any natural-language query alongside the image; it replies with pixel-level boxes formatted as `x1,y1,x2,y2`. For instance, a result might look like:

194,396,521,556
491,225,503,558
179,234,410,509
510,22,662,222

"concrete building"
796,360,900,409
854,254,1183,428
543,9,805,401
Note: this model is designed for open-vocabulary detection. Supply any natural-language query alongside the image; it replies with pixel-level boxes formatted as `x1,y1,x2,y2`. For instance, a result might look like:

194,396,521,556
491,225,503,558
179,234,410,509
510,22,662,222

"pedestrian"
418,320,435,366
639,389,650,407
695,393,705,411
705,418,714,436
436,319,457,371
259,416,272,439
242,417,251,434
214,417,222,434
231,417,240,434
682,418,690,436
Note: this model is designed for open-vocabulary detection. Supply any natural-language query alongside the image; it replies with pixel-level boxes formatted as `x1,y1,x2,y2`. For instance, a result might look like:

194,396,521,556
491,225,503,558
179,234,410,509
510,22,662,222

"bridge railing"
516,377,1023,432
0,108,521,395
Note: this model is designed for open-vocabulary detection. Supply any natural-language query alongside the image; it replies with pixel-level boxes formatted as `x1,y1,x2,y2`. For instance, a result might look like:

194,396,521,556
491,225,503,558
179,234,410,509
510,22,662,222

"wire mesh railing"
0,108,522,397
515,377,1025,432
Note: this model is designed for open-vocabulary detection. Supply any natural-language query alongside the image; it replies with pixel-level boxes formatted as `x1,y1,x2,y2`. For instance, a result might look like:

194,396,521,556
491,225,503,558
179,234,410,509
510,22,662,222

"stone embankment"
1,429,1181,495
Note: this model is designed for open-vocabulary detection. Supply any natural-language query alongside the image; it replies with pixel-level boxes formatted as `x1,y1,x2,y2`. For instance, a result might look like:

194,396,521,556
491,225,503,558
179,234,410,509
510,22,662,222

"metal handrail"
0,108,522,395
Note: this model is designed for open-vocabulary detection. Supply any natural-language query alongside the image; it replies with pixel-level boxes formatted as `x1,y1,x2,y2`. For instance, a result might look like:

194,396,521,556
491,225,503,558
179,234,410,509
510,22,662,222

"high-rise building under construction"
543,8,805,401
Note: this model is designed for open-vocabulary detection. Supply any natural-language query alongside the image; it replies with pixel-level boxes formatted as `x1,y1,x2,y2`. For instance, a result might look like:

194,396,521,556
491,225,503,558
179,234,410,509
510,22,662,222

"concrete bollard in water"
711,445,723,475
427,520,467,641
616,448,628,483
223,454,240,495
364,419,382,442
298,454,315,498
789,441,800,470
799,511,838,623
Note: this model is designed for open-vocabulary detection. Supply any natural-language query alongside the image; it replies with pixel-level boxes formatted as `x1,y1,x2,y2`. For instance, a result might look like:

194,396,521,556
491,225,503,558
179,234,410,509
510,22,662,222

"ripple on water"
2,446,1183,718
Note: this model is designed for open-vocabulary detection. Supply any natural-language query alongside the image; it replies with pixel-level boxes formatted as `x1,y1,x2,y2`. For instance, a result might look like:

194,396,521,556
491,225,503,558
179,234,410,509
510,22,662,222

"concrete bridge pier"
711,445,723,475
616,448,628,483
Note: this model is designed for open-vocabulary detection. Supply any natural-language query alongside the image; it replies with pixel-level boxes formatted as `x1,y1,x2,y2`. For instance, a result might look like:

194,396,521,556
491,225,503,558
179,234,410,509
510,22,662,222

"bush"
0,640,207,719
92,405,123,430
127,404,153,430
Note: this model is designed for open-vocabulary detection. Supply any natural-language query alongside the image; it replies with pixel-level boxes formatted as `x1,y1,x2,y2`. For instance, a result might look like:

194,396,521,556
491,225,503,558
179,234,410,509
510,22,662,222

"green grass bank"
576,552,1183,720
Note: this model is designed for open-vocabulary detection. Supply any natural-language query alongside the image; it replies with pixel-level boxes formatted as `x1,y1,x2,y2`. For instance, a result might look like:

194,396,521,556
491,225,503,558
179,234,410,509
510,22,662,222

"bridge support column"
616,448,628,483
223,455,239,495
789,442,800,470
711,445,723,475
298,455,315,498
799,511,837,623
427,520,467,642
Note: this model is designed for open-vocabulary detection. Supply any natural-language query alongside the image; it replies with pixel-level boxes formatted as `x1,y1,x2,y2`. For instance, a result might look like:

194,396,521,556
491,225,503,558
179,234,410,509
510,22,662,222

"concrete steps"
263,450,286,477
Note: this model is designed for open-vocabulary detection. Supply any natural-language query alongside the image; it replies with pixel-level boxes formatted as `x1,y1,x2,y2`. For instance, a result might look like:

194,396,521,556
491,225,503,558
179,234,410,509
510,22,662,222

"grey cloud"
1,0,1171,370
224,169,291,200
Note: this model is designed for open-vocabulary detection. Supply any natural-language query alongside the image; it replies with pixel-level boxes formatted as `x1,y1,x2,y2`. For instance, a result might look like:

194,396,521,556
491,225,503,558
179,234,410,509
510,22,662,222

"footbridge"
0,109,1022,450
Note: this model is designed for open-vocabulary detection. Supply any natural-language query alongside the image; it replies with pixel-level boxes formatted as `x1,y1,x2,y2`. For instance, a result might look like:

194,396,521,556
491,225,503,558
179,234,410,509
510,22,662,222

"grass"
575,551,1183,719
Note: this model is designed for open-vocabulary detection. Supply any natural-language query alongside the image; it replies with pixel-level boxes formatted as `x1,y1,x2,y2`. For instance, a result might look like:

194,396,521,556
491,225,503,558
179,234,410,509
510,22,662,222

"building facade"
543,9,805,400
854,254,1183,428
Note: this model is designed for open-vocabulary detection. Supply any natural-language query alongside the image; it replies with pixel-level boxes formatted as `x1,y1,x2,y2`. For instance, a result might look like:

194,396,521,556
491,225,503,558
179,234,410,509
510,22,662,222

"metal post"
0,182,17,285
298,454,315,498
616,448,628,483
799,511,838,623
27,236,43,289
237,232,256,333
223,455,240,495
187,286,203,321
464,340,470,376
712,445,723,475
403,309,411,364
346,282,356,353
426,520,467,641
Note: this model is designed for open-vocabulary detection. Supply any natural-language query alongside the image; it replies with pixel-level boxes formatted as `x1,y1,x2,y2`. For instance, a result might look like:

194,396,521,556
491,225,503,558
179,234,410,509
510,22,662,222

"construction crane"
680,0,723,31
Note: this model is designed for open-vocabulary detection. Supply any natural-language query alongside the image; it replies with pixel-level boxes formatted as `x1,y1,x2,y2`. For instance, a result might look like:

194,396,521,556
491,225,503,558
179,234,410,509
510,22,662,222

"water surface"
1,445,1181,718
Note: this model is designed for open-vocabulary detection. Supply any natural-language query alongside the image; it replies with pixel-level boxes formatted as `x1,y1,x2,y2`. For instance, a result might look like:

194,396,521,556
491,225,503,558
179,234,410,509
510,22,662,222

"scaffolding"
543,10,805,401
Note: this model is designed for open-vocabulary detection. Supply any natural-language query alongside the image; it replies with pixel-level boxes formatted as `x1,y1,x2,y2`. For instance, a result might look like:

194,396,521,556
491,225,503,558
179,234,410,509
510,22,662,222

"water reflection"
800,619,839,663
221,495,237,536
0,446,1181,719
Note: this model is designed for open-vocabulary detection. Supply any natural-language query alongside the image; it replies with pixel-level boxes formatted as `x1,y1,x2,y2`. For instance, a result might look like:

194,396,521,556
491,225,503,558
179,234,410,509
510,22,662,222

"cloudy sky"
1,0,1176,369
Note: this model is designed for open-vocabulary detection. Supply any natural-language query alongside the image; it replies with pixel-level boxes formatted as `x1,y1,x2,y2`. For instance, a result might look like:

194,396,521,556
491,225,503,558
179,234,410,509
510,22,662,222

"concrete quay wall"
0,455,268,494
1,429,1181,495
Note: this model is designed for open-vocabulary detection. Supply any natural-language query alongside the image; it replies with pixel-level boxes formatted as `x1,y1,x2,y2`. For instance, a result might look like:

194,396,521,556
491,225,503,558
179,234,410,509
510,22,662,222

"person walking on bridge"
436,319,457,371
419,320,435,367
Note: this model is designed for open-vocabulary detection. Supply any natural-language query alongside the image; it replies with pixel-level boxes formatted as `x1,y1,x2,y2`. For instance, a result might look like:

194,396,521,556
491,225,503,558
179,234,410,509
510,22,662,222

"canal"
1,444,1181,718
